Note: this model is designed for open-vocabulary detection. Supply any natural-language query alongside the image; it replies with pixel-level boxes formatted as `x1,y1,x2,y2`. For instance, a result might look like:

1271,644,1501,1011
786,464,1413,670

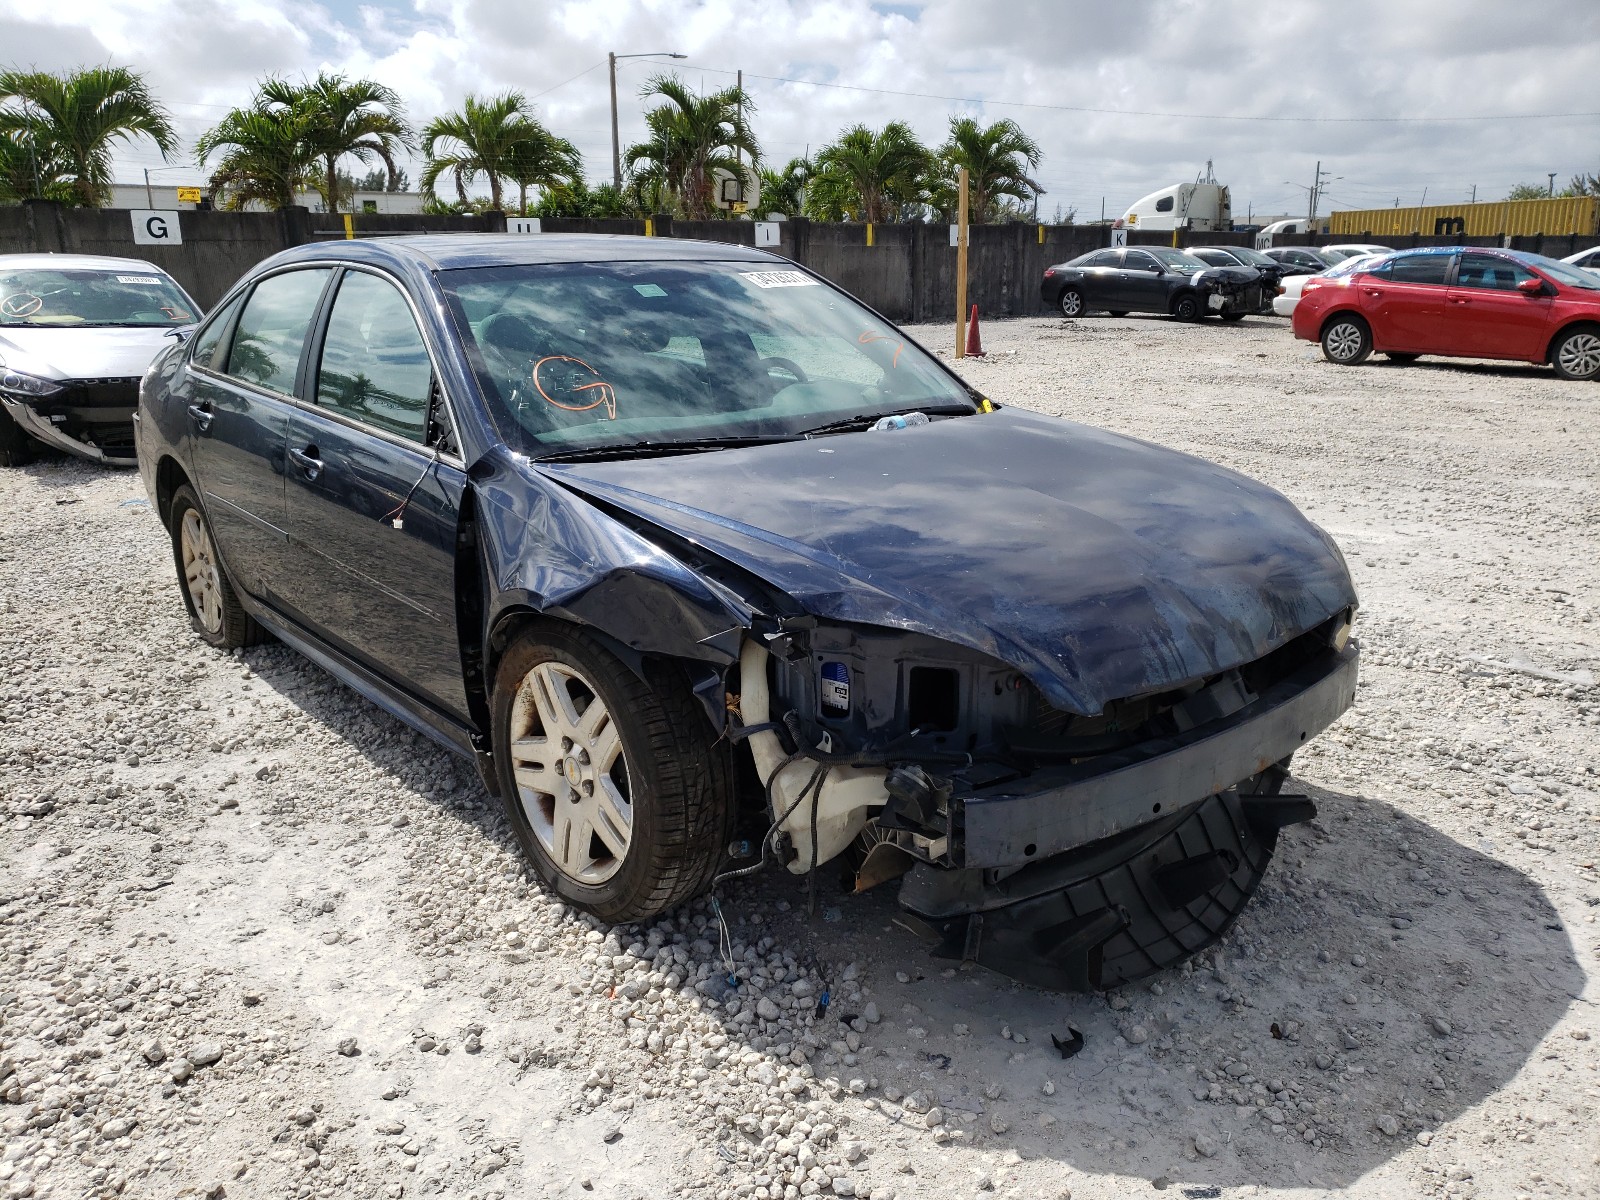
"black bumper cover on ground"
897,645,1357,991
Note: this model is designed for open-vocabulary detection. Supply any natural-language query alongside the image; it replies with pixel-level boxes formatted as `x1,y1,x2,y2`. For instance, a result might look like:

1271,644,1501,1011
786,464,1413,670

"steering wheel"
761,356,809,384
1,293,44,318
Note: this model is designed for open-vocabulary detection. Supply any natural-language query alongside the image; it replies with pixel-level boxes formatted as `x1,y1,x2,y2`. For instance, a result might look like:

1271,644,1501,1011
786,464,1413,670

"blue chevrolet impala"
135,235,1359,991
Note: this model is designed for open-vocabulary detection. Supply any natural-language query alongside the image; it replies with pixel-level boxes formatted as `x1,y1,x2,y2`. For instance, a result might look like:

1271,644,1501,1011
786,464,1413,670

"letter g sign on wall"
131,210,183,246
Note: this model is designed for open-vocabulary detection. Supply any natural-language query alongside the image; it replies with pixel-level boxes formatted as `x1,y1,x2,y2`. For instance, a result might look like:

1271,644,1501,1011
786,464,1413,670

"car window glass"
316,271,433,442
1385,255,1452,286
225,269,332,395
190,294,244,371
1455,255,1535,291
1079,251,1116,268
442,260,974,455
1125,251,1160,272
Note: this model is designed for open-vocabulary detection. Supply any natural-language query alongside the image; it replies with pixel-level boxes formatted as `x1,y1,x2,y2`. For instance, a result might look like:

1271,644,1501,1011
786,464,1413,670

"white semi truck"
1116,165,1232,233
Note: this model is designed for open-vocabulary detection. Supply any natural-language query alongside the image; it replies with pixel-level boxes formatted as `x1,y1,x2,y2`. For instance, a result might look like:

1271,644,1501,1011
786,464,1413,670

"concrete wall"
13,202,1452,322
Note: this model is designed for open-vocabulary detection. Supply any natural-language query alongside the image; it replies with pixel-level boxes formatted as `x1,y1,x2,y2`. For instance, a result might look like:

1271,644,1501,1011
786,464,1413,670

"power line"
686,63,1600,125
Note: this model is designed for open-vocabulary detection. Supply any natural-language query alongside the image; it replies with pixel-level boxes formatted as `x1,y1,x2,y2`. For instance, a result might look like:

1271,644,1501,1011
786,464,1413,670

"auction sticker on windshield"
740,271,818,289
116,276,162,285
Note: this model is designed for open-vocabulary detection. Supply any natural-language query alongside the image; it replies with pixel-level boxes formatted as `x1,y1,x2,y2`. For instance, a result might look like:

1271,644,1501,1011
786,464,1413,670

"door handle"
1450,297,1471,304
186,403,213,433
288,446,323,481
1362,288,1381,297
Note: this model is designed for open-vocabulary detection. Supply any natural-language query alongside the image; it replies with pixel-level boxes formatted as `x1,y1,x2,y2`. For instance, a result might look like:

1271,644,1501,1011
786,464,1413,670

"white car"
1320,243,1394,262
1272,253,1385,317
1562,246,1600,277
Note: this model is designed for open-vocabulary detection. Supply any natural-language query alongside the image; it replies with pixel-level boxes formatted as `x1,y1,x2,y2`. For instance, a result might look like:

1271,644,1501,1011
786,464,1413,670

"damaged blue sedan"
135,235,1359,991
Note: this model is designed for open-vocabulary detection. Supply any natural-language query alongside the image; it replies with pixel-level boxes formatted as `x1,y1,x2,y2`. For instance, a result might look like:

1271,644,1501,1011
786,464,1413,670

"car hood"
541,408,1356,715
0,326,178,380
1189,265,1263,290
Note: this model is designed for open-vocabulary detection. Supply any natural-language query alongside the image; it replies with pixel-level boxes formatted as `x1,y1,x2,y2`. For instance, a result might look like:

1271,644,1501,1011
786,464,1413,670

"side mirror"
1517,277,1548,295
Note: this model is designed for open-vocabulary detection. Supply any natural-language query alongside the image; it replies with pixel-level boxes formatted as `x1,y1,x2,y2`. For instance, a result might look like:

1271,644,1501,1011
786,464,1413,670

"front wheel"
1171,294,1201,322
1321,315,1372,365
1550,326,1600,381
168,485,264,649
492,624,735,923
0,406,31,468
1057,288,1084,318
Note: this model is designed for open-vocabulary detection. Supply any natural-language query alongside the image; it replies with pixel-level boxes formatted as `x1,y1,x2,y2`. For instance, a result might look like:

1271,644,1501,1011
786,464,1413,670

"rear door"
1356,253,1453,352
1072,250,1122,309
277,267,470,719
1445,253,1553,360
183,268,334,598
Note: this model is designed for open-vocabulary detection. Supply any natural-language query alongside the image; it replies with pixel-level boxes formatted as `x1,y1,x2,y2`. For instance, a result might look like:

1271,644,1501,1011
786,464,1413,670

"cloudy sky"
4,0,1598,220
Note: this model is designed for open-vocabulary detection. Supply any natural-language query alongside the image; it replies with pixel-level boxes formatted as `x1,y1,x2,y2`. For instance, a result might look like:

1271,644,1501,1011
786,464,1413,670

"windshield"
1145,247,1210,274
0,268,195,327
1523,253,1600,290
1323,254,1380,277
441,260,976,456
1219,245,1277,267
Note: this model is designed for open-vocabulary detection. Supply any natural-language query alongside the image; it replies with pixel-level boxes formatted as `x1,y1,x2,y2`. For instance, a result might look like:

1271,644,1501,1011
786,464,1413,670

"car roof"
0,252,169,272
1385,245,1547,266
269,233,784,272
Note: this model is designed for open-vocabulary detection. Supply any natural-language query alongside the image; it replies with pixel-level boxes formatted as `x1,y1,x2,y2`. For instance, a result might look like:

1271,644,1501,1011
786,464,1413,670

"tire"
1057,288,1084,318
1170,294,1201,322
1107,311,1129,318
0,406,31,468
1385,352,1420,364
492,624,735,923
168,485,265,649
1220,311,1247,322
1320,314,1372,365
903,765,1300,992
1549,325,1600,381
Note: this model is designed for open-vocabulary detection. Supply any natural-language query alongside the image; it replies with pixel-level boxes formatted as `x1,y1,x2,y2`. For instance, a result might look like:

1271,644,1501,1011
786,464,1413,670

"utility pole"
955,167,969,360
1470,184,1477,204
1547,172,1557,196
144,169,154,208
736,69,743,209
610,50,687,190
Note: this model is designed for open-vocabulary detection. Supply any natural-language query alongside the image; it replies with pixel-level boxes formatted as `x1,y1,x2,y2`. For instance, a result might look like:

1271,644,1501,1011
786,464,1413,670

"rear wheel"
492,624,735,923
1550,326,1600,381
0,407,31,468
1057,288,1084,318
1171,294,1201,321
1321,315,1372,365
168,485,264,649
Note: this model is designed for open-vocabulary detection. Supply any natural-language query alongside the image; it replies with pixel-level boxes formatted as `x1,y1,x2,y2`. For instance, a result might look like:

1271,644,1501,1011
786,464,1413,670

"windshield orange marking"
532,355,617,419
857,330,902,367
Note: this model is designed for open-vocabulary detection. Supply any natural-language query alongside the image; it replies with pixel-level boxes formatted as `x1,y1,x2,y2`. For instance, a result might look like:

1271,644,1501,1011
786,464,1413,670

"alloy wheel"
508,661,632,885
1325,322,1365,362
1556,332,1600,379
179,509,224,634
1059,290,1083,317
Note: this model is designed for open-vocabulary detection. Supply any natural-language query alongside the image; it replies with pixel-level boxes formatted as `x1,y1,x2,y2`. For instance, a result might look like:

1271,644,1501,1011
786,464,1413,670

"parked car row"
1040,246,1272,321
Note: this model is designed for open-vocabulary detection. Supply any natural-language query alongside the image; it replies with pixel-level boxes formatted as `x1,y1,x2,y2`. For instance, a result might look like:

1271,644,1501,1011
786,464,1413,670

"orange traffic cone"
965,304,986,357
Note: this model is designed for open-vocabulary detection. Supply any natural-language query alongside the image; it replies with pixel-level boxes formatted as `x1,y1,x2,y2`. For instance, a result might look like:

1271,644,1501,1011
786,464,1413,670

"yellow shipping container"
1328,196,1598,238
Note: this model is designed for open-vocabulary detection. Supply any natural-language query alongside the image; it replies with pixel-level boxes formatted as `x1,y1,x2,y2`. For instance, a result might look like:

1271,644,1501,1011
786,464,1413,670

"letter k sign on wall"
131,210,182,246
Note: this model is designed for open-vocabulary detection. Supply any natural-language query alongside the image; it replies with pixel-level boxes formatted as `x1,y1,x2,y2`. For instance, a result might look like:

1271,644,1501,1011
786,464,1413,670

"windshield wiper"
535,434,796,463
797,404,976,438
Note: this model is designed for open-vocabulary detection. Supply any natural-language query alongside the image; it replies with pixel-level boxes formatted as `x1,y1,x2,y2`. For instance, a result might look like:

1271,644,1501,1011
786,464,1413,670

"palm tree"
504,126,583,215
422,92,565,212
627,75,757,220
195,101,316,211
758,157,812,216
936,117,1043,223
810,123,929,224
0,66,177,207
0,129,66,203
260,73,410,213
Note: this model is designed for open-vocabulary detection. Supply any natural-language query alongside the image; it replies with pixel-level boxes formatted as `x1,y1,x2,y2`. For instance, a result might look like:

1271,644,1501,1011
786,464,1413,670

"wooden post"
955,166,969,360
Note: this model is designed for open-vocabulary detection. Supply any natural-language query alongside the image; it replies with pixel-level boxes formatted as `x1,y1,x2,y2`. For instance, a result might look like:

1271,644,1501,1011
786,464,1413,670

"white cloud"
4,0,1597,217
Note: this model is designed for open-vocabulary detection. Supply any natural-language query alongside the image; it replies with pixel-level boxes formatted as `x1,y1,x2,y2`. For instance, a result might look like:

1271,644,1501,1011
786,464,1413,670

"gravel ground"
1,312,1597,1200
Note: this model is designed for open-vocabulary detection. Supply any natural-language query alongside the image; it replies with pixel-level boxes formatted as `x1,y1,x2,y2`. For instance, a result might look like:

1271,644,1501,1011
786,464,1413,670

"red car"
1292,246,1600,380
